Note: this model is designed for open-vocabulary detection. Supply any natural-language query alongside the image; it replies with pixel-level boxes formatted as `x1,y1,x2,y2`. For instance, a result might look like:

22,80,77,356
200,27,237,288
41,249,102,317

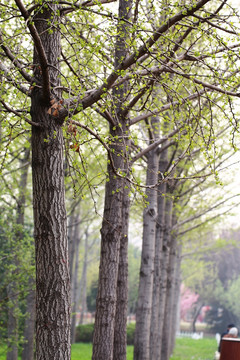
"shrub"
75,324,94,343
75,322,136,344
127,323,135,345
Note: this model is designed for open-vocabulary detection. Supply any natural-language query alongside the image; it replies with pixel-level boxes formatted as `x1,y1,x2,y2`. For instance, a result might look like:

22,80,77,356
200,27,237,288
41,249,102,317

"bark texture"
92,121,130,360
92,0,132,358
134,119,159,360
31,4,71,359
32,100,71,360
161,229,177,360
150,148,168,360
113,185,130,360
156,193,173,359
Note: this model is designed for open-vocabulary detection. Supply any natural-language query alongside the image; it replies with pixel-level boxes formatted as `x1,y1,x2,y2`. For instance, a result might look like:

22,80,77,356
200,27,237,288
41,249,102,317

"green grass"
0,337,217,360
72,343,134,359
72,337,217,360
72,337,216,359
170,337,217,360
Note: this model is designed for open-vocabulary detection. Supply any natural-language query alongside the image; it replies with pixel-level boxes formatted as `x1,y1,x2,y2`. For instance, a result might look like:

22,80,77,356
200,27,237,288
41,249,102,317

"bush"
75,323,136,344
127,323,135,345
75,324,94,343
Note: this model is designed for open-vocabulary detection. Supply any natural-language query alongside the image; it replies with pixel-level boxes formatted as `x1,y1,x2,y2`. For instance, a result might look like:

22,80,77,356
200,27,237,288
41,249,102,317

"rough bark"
92,129,128,360
150,146,168,360
31,4,71,359
92,0,132,357
134,120,159,360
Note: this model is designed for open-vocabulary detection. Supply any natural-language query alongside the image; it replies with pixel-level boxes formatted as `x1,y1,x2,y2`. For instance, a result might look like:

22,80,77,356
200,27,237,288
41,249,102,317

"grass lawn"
72,337,217,359
72,343,134,359
0,337,217,359
170,337,217,360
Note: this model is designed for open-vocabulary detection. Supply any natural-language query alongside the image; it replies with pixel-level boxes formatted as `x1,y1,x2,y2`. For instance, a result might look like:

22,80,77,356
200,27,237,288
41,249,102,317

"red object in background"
220,338,240,360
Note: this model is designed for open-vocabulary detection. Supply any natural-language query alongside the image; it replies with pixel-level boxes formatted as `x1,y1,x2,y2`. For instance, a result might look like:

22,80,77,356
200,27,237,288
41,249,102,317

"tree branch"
60,0,118,16
131,124,184,164
0,61,30,95
164,67,240,98
58,0,212,120
174,194,240,230
15,0,51,102
129,90,205,125
0,100,42,127
178,203,240,237
0,32,37,85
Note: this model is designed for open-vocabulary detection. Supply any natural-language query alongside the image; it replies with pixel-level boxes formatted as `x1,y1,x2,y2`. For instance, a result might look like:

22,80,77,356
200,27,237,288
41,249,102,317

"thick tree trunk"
31,5,71,359
150,147,168,360
92,0,131,357
92,104,131,359
134,133,159,360
32,101,71,360
92,132,127,360
32,102,71,359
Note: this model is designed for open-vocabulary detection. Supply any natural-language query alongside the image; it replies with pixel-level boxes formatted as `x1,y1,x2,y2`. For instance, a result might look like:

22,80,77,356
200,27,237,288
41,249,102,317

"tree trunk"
71,214,81,343
92,0,132,357
134,127,159,360
79,230,88,325
31,5,71,359
156,194,173,359
7,147,30,360
191,301,203,333
112,0,132,357
161,224,177,360
113,185,130,360
21,277,36,360
169,244,182,355
92,115,130,360
6,284,18,360
68,214,77,282
150,147,168,360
